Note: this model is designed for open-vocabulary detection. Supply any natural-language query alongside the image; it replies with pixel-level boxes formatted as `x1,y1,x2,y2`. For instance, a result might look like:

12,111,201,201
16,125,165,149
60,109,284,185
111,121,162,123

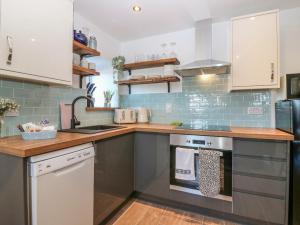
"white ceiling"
74,0,300,41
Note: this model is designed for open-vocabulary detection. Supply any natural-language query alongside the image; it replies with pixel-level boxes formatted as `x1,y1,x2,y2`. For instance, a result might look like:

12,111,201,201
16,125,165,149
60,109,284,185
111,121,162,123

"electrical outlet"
166,103,172,113
247,107,263,115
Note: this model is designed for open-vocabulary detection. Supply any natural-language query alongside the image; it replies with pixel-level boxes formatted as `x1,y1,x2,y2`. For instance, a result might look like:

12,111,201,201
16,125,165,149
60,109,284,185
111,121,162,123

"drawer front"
233,192,286,224
233,174,286,197
233,156,287,178
234,139,287,159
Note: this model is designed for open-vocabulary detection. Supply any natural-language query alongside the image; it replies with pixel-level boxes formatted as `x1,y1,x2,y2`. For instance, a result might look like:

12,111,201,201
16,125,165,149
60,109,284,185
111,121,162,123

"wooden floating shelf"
73,40,101,57
118,76,180,94
73,65,100,77
118,76,180,85
86,107,117,112
123,58,180,72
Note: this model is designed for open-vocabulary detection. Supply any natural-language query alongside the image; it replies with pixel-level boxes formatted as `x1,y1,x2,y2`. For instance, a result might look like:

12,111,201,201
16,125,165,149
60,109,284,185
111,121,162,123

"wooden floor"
107,199,242,225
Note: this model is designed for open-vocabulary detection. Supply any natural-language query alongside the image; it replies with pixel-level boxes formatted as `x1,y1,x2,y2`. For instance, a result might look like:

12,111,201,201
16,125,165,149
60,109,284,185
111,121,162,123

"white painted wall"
274,7,300,102
73,12,121,107
212,21,231,61
120,22,231,95
120,28,196,95
271,7,300,127
280,7,300,75
121,28,196,64
74,12,121,60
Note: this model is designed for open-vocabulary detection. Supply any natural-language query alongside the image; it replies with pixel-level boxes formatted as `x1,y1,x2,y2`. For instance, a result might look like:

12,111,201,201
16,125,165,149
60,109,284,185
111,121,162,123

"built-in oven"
170,134,232,201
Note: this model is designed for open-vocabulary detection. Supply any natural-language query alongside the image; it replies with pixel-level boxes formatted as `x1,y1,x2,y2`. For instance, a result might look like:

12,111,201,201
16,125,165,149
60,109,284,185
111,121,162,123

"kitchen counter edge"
0,124,294,157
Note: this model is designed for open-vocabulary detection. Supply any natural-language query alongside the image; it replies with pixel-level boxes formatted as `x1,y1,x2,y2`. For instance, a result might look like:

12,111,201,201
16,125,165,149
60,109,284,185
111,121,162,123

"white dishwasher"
28,143,95,225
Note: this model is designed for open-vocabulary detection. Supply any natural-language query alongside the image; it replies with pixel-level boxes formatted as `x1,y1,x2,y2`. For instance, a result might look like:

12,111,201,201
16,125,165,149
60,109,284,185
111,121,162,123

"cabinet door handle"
6,36,13,65
271,63,275,82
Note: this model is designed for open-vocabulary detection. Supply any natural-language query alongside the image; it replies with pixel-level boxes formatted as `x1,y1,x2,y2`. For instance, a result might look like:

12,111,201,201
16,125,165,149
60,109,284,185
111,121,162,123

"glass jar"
88,36,97,50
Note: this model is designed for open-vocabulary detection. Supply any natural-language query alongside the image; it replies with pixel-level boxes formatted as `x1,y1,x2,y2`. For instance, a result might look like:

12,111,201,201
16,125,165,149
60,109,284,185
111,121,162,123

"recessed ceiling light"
132,5,142,12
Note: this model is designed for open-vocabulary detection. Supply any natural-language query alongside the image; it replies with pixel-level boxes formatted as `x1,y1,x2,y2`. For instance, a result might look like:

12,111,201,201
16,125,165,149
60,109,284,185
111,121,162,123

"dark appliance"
170,134,233,200
275,99,300,225
285,74,300,99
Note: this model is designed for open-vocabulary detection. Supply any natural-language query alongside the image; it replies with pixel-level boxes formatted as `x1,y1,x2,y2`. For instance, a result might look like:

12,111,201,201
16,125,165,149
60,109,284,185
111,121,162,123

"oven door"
170,146,199,190
170,145,232,198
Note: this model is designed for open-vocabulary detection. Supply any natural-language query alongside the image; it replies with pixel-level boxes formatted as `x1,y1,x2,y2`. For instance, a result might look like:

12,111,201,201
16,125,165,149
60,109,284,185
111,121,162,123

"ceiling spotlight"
132,5,142,12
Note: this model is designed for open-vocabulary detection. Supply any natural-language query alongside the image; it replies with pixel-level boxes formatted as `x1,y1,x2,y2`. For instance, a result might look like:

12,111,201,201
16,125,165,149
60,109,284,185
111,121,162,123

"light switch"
166,103,172,113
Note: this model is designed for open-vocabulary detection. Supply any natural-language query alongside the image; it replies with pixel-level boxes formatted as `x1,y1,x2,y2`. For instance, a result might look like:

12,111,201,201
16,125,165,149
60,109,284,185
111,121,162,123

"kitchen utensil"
131,75,146,80
80,58,89,68
169,42,177,58
17,124,25,132
91,87,97,95
87,94,93,107
160,43,168,59
136,108,151,123
86,82,91,90
73,53,81,66
74,30,88,46
88,36,97,50
87,83,95,95
88,62,96,70
147,75,161,79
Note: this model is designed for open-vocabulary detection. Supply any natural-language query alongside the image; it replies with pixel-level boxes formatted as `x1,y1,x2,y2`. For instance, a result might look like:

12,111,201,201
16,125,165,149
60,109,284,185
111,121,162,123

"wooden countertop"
0,124,293,157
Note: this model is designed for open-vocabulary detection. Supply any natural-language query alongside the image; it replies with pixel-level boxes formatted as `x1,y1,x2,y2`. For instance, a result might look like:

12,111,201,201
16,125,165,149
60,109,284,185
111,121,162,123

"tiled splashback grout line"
120,75,271,128
0,78,113,137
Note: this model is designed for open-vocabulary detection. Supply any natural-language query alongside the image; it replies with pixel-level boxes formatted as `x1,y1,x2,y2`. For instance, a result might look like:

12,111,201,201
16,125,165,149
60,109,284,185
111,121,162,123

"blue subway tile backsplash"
0,78,113,137
120,75,272,128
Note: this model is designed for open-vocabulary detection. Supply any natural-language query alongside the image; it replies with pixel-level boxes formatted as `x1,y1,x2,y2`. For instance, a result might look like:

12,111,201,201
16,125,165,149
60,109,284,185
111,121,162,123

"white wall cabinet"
0,0,73,85
231,10,280,90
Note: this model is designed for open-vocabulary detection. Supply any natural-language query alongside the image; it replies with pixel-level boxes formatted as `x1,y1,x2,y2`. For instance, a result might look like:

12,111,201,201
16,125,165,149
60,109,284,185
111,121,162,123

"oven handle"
195,148,224,157
171,146,226,156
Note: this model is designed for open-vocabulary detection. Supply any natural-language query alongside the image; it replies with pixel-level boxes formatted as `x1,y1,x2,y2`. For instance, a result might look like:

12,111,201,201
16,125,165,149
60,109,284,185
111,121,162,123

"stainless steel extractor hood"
175,19,231,77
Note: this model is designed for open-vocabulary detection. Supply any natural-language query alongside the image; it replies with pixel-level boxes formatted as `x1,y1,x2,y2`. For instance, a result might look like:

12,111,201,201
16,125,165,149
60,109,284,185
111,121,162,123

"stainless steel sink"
60,125,125,134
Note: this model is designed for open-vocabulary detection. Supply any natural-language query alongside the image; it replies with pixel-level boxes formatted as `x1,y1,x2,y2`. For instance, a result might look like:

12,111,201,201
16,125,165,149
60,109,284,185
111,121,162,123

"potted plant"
103,90,114,107
112,56,125,82
0,98,20,137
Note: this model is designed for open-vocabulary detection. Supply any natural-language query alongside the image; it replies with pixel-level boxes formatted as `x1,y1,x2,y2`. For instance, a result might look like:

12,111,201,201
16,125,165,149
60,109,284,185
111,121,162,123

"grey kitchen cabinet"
94,134,134,225
0,154,29,225
134,132,170,198
134,132,232,214
232,139,289,225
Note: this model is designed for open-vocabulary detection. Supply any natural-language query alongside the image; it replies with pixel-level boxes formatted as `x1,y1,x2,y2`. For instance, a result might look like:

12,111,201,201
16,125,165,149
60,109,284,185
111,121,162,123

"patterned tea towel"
198,149,223,197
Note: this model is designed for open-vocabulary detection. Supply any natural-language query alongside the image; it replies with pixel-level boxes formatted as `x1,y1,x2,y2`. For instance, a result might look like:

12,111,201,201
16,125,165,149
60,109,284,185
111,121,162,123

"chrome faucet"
71,96,94,129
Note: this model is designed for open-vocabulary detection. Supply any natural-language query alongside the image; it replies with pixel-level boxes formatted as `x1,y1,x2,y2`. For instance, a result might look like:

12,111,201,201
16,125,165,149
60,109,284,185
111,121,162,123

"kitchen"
0,0,300,225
